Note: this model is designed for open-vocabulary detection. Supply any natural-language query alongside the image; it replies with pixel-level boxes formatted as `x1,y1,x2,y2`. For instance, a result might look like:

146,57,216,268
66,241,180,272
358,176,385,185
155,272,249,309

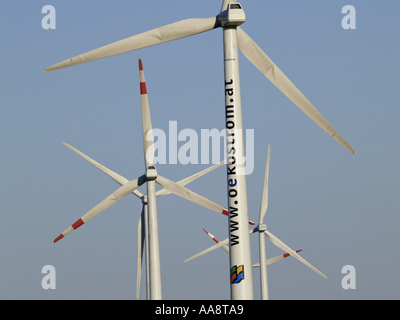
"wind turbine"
54,59,233,299
254,145,328,299
62,142,225,300
185,145,327,300
46,1,356,299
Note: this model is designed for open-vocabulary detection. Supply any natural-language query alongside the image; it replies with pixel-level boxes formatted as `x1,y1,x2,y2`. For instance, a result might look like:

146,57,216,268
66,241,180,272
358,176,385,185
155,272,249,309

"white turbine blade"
259,145,270,223
252,249,303,267
63,142,143,198
139,59,154,168
156,175,255,225
45,17,218,72
155,160,226,197
136,212,145,300
264,230,327,278
203,229,229,254
185,229,254,263
184,237,230,263
54,175,146,243
155,175,228,218
237,27,356,154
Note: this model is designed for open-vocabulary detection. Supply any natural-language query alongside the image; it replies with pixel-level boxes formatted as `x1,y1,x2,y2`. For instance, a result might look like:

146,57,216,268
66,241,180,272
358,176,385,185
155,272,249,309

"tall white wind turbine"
54,59,232,299
46,1,356,299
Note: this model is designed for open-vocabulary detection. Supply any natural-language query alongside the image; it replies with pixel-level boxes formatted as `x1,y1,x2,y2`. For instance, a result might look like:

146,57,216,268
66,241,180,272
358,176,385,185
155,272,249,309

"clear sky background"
1,1,399,300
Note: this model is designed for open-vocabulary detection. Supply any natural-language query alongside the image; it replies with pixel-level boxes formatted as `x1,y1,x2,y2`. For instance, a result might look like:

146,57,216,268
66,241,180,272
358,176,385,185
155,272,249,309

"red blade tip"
54,234,64,243
283,249,303,258
139,59,143,71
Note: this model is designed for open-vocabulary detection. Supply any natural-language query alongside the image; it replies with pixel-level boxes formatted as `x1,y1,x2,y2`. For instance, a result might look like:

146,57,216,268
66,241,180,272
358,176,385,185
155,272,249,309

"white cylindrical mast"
142,196,151,300
223,25,254,300
258,224,269,300
147,179,162,300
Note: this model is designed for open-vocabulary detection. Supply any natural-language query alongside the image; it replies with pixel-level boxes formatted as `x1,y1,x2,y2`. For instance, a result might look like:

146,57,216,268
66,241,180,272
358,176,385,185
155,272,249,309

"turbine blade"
184,237,230,263
54,175,146,243
204,229,229,254
156,175,255,225
185,229,254,263
139,59,154,168
252,249,303,267
264,230,327,278
155,175,228,218
237,27,356,154
156,160,226,197
63,142,143,199
45,17,218,72
259,145,270,223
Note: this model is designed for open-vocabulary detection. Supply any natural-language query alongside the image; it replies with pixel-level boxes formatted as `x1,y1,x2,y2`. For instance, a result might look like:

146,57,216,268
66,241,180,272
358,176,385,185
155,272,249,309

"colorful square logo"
231,265,244,284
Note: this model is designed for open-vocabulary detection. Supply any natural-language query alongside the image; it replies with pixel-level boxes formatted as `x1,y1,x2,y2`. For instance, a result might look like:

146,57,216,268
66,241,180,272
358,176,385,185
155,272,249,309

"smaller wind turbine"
185,145,327,300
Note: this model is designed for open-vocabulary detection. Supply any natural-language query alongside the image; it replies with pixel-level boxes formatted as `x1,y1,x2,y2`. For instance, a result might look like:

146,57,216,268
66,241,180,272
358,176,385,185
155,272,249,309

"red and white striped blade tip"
283,249,303,258
53,218,85,243
203,229,220,243
139,59,147,95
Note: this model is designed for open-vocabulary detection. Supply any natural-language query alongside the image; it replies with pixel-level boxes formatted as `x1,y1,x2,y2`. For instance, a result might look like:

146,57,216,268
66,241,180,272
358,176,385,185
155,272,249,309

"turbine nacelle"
217,3,246,27
146,165,158,181
254,223,267,233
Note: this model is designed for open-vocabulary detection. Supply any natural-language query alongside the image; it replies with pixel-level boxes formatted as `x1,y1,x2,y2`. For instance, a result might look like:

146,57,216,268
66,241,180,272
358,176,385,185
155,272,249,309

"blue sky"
1,1,400,299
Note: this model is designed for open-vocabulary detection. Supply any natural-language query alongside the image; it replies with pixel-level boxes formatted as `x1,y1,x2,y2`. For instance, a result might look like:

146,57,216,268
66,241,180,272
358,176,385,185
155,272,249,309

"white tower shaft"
142,196,151,300
223,26,254,300
258,224,269,300
147,179,162,299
